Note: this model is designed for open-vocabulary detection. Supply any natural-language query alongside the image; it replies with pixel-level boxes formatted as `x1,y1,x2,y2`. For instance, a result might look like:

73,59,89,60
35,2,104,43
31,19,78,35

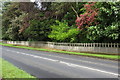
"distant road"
1,46,119,78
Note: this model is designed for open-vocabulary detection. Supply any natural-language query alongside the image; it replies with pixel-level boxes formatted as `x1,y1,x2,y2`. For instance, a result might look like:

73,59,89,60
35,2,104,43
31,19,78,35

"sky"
30,0,35,2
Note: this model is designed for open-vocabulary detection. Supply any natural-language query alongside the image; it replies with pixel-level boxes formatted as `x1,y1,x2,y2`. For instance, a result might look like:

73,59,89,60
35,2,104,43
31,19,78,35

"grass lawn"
0,58,37,79
0,43,119,60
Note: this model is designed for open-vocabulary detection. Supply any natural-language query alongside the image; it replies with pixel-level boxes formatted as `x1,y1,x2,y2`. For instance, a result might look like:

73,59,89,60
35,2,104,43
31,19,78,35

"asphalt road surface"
1,46,119,78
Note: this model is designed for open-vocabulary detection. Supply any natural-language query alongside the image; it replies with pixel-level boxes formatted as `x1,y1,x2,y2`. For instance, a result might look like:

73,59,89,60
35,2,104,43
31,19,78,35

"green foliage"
96,2,120,25
2,2,119,43
87,22,120,42
48,20,79,42
2,2,24,40
104,22,119,40
86,2,120,42
62,2,85,26
24,19,53,41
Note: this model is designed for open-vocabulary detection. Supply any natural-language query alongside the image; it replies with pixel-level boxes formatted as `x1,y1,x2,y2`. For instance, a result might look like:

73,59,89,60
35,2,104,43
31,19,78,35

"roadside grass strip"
0,43,119,60
0,58,37,79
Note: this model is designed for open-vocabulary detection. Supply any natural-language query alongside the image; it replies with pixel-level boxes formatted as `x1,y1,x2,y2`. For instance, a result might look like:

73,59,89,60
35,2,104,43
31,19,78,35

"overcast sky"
30,0,35,2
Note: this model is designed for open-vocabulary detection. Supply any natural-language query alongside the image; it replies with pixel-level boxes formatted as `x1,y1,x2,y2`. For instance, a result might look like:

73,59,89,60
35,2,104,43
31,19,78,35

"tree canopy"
1,2,120,43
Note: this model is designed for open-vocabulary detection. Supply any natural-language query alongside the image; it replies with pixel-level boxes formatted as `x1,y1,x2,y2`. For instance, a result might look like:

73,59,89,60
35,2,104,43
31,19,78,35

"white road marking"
7,49,118,68
6,50,11,51
5,49,119,76
35,53,118,68
59,61,118,76
2,48,118,68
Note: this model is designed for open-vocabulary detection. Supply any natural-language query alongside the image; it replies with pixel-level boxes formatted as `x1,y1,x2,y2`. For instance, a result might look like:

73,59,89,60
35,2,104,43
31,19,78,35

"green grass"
0,43,119,60
0,58,37,79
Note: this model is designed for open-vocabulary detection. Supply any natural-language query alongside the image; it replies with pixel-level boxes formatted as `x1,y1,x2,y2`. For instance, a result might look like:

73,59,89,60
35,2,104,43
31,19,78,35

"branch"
71,6,79,17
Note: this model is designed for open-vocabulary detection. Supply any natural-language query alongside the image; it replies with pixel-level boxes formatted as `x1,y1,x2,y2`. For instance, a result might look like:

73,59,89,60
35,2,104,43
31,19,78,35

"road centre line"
1,46,117,62
5,49,118,68
5,49,119,76
32,52,118,68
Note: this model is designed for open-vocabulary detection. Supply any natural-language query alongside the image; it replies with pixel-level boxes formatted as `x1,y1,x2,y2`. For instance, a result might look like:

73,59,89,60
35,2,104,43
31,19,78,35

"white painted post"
114,43,116,48
117,43,119,48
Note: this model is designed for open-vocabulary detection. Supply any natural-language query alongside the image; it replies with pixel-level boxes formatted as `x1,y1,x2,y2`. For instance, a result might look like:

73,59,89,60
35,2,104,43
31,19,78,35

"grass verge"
0,43,119,60
0,58,37,79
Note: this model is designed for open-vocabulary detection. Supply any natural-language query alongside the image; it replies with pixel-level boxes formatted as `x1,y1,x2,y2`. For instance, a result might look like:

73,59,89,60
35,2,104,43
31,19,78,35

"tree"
24,19,54,41
2,2,24,40
48,20,79,42
86,2,120,42
75,2,99,29
2,2,53,41
2,2,119,43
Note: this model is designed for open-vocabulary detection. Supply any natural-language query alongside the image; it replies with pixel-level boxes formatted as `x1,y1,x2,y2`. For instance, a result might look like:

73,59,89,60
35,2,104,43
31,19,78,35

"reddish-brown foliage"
76,2,99,29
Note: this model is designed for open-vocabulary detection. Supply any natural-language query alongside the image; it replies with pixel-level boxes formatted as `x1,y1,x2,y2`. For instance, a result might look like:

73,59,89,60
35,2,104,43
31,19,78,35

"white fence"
2,41,120,54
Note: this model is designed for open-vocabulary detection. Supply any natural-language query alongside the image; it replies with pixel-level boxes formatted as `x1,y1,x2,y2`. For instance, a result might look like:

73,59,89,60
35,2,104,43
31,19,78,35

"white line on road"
31,52,118,68
2,47,118,68
59,61,118,76
5,49,119,76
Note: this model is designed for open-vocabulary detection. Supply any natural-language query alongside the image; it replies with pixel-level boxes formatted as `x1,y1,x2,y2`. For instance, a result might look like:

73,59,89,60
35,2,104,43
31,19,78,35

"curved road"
1,46,119,78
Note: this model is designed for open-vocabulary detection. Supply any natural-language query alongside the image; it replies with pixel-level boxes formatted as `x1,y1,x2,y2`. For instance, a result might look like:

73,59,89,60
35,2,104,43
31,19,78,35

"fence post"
117,43,118,48
114,43,116,48
104,43,106,47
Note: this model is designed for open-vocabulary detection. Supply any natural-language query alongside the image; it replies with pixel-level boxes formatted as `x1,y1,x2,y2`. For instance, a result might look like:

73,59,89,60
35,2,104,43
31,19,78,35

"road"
1,46,119,78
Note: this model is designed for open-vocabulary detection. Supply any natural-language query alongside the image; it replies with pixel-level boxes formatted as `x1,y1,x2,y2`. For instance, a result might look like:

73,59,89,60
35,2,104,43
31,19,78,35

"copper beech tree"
75,2,99,29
